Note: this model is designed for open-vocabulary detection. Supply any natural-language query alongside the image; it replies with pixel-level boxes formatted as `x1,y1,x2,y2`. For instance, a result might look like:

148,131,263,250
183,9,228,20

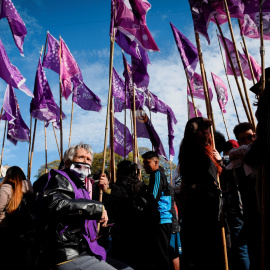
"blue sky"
0,0,268,182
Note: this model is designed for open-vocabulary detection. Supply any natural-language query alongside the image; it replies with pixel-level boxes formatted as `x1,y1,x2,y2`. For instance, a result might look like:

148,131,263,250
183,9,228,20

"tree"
34,159,60,180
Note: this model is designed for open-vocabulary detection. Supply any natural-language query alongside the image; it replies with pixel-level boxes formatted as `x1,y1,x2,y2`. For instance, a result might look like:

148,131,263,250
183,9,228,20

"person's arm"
41,171,104,222
0,184,12,223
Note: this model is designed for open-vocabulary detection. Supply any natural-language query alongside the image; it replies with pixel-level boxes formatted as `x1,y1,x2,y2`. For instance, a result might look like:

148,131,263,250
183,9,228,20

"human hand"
99,207,108,227
213,149,222,162
99,173,109,191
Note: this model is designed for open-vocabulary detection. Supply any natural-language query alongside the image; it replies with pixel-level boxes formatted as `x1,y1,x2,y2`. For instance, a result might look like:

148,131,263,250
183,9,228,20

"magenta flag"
167,111,175,161
170,22,198,79
60,37,81,100
188,100,202,119
187,72,213,101
113,117,133,157
242,46,261,82
136,110,168,160
42,32,60,73
30,56,66,129
218,35,253,81
242,0,270,15
1,85,30,145
211,72,228,113
112,0,159,52
0,0,27,56
239,13,270,40
188,0,217,44
0,39,33,97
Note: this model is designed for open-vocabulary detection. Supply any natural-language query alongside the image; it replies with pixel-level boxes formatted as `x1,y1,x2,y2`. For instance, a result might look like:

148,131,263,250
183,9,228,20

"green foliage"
34,159,61,180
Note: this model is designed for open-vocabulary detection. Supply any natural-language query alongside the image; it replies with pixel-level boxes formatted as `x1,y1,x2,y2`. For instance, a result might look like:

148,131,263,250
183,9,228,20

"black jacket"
36,169,103,266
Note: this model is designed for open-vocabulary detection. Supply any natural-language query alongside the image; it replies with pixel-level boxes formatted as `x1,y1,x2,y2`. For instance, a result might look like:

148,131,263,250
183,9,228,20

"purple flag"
242,0,270,15
113,117,133,157
0,39,33,97
167,111,175,161
0,85,29,145
60,37,81,100
144,90,177,125
30,56,66,129
112,0,159,52
218,34,253,81
131,45,150,89
239,13,270,40
188,0,217,44
112,67,131,112
187,72,213,101
42,32,60,73
188,100,203,119
136,110,168,160
170,22,198,79
0,0,27,56
71,74,102,112
211,72,228,113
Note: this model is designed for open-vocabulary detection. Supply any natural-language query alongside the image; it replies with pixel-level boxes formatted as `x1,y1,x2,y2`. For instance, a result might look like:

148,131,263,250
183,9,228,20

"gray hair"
63,142,94,163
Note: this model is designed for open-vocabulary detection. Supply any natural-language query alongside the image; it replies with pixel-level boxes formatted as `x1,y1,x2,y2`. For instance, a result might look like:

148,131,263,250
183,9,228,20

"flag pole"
238,19,256,84
53,125,61,158
132,85,138,163
259,1,266,268
185,70,198,117
215,17,251,124
44,122,48,173
27,116,32,180
223,0,256,129
110,92,116,183
124,52,127,160
29,119,37,181
147,88,154,150
43,33,49,173
68,101,74,148
216,30,240,123
0,121,7,169
195,32,229,270
59,36,63,160
221,110,230,140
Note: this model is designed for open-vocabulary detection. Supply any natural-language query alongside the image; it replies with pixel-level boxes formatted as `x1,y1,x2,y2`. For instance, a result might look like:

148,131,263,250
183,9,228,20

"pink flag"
242,46,261,82
239,13,270,41
211,72,228,113
218,35,253,81
60,37,81,100
187,72,213,101
0,0,27,56
188,100,202,119
113,0,159,52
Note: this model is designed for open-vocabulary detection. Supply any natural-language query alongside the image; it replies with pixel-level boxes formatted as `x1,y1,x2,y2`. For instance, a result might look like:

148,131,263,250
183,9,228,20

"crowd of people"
0,73,269,270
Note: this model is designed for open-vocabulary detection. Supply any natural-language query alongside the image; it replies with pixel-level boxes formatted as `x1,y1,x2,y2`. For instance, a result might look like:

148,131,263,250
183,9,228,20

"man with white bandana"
36,143,133,270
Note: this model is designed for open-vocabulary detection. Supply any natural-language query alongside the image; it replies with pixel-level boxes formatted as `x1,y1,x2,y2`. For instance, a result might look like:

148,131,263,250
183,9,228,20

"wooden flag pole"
29,119,37,181
27,116,33,180
221,110,230,140
185,70,198,117
259,1,266,269
124,55,127,160
44,122,48,173
68,101,74,148
238,19,256,85
223,0,256,129
216,30,240,123
195,32,229,270
215,17,251,124
132,85,138,163
100,26,116,203
53,125,61,159
109,92,116,183
195,33,212,122
59,36,63,160
0,121,7,169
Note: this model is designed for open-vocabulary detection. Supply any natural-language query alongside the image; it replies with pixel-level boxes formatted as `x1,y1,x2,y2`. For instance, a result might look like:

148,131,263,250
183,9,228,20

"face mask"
70,162,91,181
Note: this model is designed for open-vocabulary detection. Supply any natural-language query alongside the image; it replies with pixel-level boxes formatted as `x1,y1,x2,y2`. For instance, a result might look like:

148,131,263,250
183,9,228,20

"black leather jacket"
36,169,103,265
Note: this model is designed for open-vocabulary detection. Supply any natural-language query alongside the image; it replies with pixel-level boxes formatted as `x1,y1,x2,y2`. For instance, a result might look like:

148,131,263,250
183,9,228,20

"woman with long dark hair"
178,117,224,270
0,166,34,269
